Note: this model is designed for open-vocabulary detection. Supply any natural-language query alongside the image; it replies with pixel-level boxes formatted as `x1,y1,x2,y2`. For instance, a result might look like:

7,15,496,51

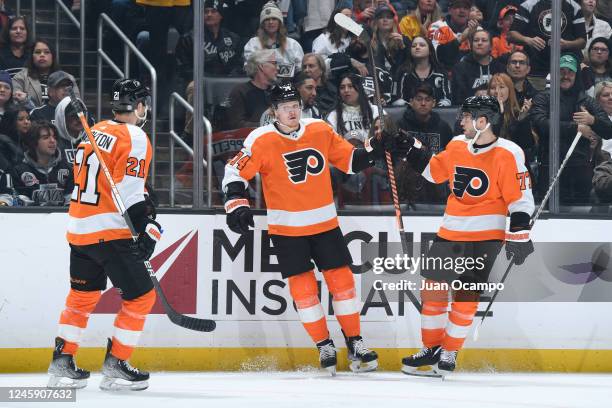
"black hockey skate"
99,338,149,391
401,345,442,378
47,337,90,389
342,331,378,373
316,338,337,376
434,349,458,378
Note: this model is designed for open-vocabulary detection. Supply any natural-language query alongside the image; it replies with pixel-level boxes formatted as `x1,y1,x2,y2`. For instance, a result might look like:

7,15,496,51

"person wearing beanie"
243,1,304,79
0,70,13,117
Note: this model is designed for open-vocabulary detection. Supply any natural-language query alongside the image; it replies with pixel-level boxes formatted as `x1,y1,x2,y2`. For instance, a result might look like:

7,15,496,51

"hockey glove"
225,198,254,235
364,128,396,157
505,230,534,266
134,219,163,262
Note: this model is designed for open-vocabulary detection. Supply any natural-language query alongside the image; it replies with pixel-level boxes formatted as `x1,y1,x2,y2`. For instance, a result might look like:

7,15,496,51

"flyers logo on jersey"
283,148,325,184
453,166,489,198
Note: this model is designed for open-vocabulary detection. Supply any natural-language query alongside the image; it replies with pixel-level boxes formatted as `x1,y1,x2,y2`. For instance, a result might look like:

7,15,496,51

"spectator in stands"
0,126,21,178
491,5,522,59
0,16,31,76
399,0,442,39
451,29,504,104
175,0,243,80
0,1,14,34
0,105,30,146
55,96,90,163
488,73,534,157
0,70,14,119
12,39,80,111
396,35,452,106
312,7,354,58
302,53,337,115
582,37,612,95
429,0,474,70
596,0,612,21
595,81,612,155
506,49,537,104
509,0,587,91
396,83,452,204
12,121,73,206
135,0,192,81
593,154,612,203
301,0,335,53
371,5,411,83
584,0,612,54
326,72,382,143
29,71,76,124
531,53,612,203
293,72,322,119
355,0,399,26
244,1,304,79
228,49,277,129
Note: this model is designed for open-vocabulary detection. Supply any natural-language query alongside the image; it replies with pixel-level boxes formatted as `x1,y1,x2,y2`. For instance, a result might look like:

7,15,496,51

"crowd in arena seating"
2,0,612,210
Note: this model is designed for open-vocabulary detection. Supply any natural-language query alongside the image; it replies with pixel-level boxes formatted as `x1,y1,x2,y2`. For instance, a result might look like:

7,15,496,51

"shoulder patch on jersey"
20,171,39,187
283,148,325,184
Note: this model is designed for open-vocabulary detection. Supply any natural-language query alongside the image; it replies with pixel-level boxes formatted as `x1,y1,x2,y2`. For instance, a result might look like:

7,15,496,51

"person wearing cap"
583,0,612,57
530,53,612,203
243,1,304,79
29,70,76,124
0,69,14,116
428,0,474,70
491,5,523,58
399,0,443,39
176,0,243,79
508,0,586,91
371,4,411,87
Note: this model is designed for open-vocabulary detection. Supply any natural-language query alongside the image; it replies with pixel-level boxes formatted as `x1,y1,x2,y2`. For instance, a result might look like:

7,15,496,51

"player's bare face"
597,86,612,115
263,18,280,36
302,57,322,82
340,78,359,106
16,111,31,134
0,82,11,105
411,37,429,60
274,101,301,130
560,68,576,90
36,129,57,158
298,79,317,106
460,113,477,138
33,42,52,70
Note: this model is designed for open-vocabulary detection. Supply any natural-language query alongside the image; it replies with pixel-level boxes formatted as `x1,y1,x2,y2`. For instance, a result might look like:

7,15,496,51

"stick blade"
334,13,364,38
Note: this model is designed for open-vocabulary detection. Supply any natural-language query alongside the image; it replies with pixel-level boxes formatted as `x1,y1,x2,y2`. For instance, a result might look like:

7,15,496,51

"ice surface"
0,371,610,408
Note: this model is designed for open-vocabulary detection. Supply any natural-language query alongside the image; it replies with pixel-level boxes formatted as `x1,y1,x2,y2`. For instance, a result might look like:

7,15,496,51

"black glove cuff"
351,148,375,173
510,212,531,232
126,200,150,235
225,181,248,202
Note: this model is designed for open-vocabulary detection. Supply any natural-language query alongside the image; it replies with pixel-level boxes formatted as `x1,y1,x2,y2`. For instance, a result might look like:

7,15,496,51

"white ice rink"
0,371,610,408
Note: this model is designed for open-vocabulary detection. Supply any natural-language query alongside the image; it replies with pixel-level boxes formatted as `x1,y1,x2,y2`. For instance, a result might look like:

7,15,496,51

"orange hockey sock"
288,271,329,344
323,266,360,338
442,300,478,351
111,289,156,361
58,289,102,355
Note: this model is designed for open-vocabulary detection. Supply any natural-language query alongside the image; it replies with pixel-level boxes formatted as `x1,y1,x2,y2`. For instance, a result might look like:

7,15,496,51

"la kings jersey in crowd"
67,120,152,245
222,118,356,236
326,104,381,144
423,135,535,241
511,0,586,77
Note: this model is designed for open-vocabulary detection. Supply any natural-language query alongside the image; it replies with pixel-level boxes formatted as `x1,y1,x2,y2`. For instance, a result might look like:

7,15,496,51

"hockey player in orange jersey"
47,79,161,391
397,95,535,377
222,83,393,375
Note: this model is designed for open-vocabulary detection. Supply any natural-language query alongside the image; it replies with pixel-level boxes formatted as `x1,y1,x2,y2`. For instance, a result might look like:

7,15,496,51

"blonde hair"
414,1,443,37
257,19,288,53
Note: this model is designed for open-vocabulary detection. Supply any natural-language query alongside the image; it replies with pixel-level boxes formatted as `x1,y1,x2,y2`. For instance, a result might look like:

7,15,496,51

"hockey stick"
67,88,216,332
335,13,421,312
473,131,583,340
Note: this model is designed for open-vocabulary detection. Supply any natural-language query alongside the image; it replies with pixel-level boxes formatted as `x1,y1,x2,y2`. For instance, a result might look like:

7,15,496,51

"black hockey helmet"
269,83,300,108
460,95,501,126
110,78,150,112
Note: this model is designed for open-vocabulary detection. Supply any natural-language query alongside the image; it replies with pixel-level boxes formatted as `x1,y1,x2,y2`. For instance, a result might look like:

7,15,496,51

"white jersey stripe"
441,213,506,232
68,213,127,235
267,203,337,228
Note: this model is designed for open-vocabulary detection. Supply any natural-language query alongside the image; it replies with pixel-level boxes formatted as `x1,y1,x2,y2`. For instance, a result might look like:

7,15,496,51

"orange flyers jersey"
223,118,355,237
67,120,152,245
423,135,534,241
